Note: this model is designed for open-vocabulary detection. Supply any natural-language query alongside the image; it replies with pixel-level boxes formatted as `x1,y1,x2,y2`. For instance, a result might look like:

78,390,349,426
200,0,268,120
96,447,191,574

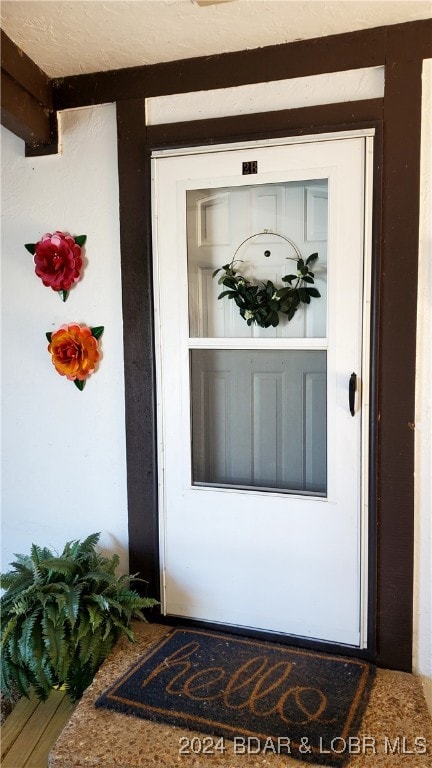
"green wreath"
212,231,321,329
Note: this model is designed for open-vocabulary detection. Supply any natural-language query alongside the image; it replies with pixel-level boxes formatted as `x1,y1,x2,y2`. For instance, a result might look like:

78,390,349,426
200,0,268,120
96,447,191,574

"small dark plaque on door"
242,161,258,175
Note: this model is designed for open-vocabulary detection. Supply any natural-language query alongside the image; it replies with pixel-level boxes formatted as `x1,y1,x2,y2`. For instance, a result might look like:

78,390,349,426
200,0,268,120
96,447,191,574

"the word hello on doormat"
96,628,375,767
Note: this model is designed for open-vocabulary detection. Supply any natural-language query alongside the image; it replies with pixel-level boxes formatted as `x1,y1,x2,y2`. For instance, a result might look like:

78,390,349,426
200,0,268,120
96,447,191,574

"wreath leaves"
213,252,320,329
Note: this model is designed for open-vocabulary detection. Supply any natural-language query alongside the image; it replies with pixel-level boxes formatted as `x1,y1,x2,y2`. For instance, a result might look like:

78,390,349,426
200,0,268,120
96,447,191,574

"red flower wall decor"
25,231,86,301
46,323,104,391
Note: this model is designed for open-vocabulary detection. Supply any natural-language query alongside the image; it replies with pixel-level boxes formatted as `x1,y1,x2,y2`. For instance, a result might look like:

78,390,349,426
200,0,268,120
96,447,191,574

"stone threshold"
49,622,432,767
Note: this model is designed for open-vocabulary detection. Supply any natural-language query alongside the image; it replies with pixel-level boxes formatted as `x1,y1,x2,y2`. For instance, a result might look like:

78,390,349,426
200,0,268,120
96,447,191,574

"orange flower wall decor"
25,231,86,301
46,323,104,391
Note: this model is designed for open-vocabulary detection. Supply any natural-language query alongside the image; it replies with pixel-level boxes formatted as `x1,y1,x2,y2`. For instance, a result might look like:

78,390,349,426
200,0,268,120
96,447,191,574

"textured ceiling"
1,0,431,78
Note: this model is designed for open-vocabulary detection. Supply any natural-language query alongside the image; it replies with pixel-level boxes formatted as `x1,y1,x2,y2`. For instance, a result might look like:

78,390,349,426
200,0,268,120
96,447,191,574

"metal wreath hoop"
232,229,303,263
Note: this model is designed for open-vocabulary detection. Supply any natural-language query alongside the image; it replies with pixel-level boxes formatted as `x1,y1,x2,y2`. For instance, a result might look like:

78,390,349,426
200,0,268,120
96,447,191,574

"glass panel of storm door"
190,350,327,495
187,180,328,339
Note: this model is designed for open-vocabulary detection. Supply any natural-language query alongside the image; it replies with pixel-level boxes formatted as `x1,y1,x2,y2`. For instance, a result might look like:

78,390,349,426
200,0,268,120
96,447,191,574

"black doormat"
95,628,375,767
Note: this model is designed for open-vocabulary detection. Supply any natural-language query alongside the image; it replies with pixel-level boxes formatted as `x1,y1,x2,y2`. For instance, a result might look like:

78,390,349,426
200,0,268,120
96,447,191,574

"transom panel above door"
152,133,373,648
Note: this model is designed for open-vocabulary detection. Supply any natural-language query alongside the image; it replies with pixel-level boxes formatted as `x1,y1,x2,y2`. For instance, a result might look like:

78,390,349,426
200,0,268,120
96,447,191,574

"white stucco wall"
414,58,432,715
0,104,129,573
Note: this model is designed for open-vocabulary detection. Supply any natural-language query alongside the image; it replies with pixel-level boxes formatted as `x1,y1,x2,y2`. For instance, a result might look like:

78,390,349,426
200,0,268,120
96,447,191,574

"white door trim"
151,128,375,159
359,134,374,648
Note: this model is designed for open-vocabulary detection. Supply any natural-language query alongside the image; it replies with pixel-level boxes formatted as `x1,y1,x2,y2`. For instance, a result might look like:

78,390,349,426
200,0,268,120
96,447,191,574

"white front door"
152,134,372,647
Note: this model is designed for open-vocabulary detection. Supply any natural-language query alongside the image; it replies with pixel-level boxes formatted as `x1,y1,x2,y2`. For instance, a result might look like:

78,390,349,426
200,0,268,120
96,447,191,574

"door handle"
349,372,357,416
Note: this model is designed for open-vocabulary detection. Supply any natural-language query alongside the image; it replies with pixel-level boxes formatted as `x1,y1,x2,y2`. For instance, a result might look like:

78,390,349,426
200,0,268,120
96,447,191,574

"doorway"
152,133,373,647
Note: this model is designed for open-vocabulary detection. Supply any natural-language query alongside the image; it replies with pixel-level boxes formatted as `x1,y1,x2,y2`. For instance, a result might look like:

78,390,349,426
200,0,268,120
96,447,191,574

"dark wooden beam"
1,70,51,145
1,29,52,108
24,111,59,157
52,18,431,112
1,30,57,154
53,25,387,110
375,25,425,672
116,99,160,594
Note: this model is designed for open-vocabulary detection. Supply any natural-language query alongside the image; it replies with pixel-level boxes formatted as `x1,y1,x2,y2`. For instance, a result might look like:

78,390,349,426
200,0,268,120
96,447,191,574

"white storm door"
152,134,371,647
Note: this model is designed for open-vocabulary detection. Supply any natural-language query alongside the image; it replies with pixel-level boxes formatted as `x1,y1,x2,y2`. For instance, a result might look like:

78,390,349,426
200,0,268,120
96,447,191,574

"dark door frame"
118,97,386,659
114,21,430,672
1,14,429,673
146,108,382,662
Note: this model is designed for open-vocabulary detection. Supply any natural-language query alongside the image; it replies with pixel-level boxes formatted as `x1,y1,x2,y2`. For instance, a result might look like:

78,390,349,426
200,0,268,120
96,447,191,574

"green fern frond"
93,635,115,667
76,532,101,555
0,568,33,592
77,630,94,666
65,586,82,627
114,589,156,607
86,604,104,631
10,554,29,564
87,627,105,665
6,661,32,699
131,609,146,622
40,657,56,688
11,553,35,568
31,543,54,563
1,615,19,647
138,596,159,609
44,602,60,626
111,617,136,643
64,661,96,702
56,640,73,682
5,625,21,666
75,611,91,642
39,557,78,576
53,593,67,615
32,681,51,702
41,546,56,561
27,623,53,694
38,582,70,594
102,618,113,642
79,570,118,588
41,616,64,669
10,595,36,617
100,595,126,615
3,583,38,607
63,539,81,559
30,561,43,584
106,553,120,574
18,610,40,661
30,543,44,570
0,650,13,697
89,594,110,612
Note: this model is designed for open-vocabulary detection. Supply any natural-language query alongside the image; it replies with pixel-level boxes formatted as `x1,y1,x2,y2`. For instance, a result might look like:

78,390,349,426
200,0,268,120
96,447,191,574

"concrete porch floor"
50,622,432,768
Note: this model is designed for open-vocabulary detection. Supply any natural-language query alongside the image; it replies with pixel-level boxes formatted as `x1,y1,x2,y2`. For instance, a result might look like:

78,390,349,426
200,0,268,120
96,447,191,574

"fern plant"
0,533,158,702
